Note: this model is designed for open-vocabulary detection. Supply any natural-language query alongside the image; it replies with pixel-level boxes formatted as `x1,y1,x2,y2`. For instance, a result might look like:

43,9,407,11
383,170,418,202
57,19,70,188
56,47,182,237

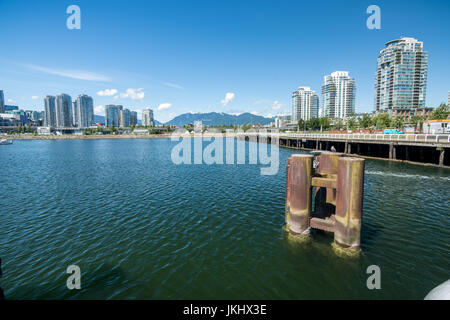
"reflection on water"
0,139,448,299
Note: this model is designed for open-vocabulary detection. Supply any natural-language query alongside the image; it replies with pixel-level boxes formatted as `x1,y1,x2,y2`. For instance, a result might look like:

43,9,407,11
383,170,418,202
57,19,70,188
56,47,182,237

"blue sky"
0,0,449,122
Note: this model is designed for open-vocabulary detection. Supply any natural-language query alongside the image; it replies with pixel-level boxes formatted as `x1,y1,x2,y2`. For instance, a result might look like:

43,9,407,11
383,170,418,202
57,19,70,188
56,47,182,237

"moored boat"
0,139,13,145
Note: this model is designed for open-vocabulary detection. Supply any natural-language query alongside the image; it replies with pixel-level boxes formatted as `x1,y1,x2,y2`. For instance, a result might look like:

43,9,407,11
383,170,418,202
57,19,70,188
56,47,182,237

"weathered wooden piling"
285,154,313,235
334,157,365,248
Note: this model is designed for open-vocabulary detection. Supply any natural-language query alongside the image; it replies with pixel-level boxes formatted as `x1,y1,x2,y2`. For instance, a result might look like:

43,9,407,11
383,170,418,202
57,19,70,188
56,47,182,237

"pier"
238,132,450,167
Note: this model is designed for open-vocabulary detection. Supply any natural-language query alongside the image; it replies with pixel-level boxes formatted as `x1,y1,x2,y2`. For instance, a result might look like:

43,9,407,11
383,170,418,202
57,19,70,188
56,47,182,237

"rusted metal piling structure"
285,151,365,252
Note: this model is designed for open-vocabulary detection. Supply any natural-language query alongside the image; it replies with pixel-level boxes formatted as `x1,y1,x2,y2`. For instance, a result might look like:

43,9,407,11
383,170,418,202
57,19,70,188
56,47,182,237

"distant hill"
164,112,274,127
93,112,271,127
94,114,105,124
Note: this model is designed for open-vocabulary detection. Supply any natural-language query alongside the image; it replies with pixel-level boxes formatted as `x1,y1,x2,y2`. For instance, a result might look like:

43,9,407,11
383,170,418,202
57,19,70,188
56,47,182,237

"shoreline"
5,133,239,140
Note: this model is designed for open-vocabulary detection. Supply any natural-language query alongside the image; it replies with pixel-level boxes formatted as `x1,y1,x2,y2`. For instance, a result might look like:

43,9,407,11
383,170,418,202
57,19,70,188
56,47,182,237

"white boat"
0,139,13,145
425,280,450,300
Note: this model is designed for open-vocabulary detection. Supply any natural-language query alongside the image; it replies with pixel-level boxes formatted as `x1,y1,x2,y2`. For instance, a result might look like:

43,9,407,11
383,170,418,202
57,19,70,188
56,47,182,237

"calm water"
0,138,449,299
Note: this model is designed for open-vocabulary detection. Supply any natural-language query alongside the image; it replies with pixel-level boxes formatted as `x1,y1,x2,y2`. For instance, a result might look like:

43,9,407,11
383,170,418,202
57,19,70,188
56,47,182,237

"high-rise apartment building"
0,90,4,113
119,108,131,127
31,111,40,122
72,100,79,127
322,71,356,119
76,94,94,128
292,86,319,122
55,94,73,127
374,37,428,111
105,105,121,127
130,111,138,126
142,108,154,126
44,95,57,127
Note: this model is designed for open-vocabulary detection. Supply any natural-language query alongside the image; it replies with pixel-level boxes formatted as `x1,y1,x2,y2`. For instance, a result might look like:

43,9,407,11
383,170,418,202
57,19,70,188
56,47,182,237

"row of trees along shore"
297,103,449,131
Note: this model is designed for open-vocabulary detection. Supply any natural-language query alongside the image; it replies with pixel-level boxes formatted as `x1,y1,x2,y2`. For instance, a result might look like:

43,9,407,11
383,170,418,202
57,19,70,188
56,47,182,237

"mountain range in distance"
94,112,276,126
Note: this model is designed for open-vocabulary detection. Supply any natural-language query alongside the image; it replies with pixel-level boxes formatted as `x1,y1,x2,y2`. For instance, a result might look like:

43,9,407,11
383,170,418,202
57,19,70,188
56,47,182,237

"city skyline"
0,0,449,122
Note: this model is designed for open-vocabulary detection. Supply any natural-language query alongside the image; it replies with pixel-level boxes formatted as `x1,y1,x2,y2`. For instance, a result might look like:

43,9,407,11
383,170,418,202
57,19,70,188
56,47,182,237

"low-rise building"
133,129,149,135
0,113,22,126
423,120,450,134
274,115,291,129
37,127,51,135
377,107,433,122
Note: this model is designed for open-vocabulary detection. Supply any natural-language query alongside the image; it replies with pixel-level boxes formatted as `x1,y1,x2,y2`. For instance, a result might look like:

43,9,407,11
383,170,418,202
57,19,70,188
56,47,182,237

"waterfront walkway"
238,132,450,167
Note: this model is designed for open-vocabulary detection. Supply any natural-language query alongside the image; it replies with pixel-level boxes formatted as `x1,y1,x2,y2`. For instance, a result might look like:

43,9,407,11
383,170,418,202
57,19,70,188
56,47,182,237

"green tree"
347,116,357,130
371,115,378,127
390,117,404,129
333,118,343,131
375,113,390,129
359,114,372,129
297,119,305,132
319,117,330,131
430,103,450,120
410,115,424,130
308,117,320,130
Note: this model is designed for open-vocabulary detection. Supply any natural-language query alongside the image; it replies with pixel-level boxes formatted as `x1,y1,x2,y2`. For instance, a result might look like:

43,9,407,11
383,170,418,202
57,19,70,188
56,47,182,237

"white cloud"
279,109,291,116
113,95,119,100
161,82,184,90
31,96,39,100
97,89,118,96
271,100,282,110
120,88,145,100
23,64,111,81
7,99,14,103
94,105,105,115
251,111,259,115
221,92,235,107
158,103,172,111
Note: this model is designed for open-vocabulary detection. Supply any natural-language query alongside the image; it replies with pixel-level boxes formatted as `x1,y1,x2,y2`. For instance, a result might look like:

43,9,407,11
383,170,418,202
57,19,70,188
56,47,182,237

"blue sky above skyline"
0,0,449,122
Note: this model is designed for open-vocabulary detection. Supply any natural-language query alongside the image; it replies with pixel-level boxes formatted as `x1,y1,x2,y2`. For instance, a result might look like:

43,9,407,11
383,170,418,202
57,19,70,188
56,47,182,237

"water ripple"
0,139,448,299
